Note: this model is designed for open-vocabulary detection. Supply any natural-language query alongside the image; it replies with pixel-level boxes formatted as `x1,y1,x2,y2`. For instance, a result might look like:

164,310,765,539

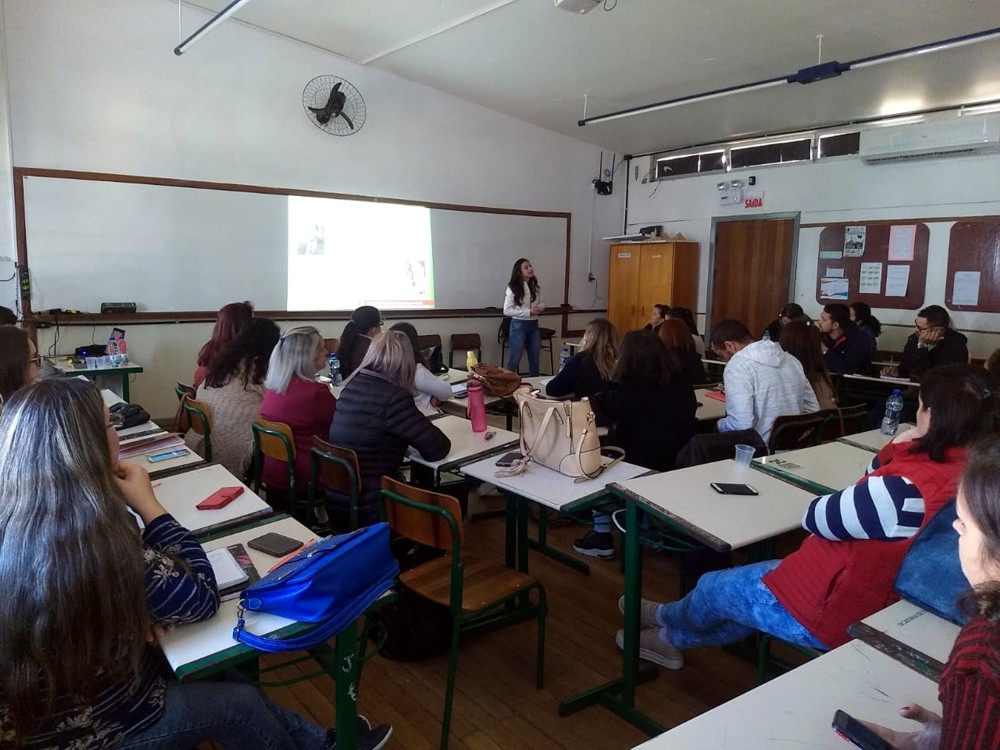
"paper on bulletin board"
819,250,843,260
859,262,883,294
885,265,910,297
820,277,850,300
952,271,981,306
888,225,917,261
826,268,845,278
844,226,866,258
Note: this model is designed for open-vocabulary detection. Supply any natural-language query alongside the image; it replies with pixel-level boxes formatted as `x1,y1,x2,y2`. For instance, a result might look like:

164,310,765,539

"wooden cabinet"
607,241,699,334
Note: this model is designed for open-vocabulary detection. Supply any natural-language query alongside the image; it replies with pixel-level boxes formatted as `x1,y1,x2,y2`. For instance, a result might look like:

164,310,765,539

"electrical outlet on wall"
588,273,595,282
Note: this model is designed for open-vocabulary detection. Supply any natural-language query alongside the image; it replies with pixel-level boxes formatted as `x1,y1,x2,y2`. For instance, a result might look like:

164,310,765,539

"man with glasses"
889,305,969,381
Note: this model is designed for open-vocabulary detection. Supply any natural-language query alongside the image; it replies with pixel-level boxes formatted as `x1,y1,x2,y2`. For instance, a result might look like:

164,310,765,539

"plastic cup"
734,444,755,470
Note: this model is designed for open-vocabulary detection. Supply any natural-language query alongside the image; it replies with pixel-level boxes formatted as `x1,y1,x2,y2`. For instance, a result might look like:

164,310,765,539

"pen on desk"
483,430,495,441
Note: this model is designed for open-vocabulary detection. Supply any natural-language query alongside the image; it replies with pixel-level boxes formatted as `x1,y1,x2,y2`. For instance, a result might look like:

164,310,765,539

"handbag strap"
520,402,559,461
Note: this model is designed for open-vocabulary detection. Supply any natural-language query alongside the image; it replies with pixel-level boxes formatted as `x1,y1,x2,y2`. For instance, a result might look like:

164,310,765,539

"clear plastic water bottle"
559,344,571,371
880,389,904,436
328,352,342,387
762,329,771,342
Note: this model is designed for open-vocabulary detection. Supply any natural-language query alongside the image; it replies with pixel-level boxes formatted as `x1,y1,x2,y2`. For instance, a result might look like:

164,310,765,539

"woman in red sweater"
619,365,1000,670
865,439,1000,750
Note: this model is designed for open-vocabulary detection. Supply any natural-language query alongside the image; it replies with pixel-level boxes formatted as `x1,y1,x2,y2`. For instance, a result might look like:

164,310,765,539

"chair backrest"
252,418,296,493
381,475,464,552
310,436,361,496
820,402,869,442
183,397,213,437
676,429,768,468
175,382,196,402
417,334,443,351
450,333,481,350
768,410,833,453
538,327,555,340
324,337,339,355
498,316,511,343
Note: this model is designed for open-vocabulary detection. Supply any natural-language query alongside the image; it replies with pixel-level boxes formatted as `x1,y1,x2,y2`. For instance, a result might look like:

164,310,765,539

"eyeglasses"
29,355,42,367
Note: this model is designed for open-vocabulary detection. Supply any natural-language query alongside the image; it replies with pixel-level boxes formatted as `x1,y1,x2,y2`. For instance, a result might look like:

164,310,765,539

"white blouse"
503,282,545,319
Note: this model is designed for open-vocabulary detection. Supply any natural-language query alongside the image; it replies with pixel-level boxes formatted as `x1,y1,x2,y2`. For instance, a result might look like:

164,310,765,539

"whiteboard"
20,173,568,313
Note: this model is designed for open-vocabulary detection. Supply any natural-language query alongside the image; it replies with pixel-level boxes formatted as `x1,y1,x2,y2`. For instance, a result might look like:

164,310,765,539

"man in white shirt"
711,319,820,444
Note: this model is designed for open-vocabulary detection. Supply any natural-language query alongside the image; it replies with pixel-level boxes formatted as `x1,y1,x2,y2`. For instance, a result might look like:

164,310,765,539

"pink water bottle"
467,379,487,433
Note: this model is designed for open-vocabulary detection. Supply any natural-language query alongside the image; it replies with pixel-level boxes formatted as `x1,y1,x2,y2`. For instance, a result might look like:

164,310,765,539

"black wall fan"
302,75,367,136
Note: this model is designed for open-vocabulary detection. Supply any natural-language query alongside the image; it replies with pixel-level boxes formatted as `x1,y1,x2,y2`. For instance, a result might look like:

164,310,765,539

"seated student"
889,304,970,382
762,303,806,342
988,348,1000,374
849,301,881,351
0,326,42,403
620,364,1000,670
0,306,15,326
260,326,337,493
328,331,450,528
657,318,707,384
338,306,383,379
187,318,280,477
546,317,618,420
388,322,453,411
780,320,837,410
669,306,705,357
0,379,393,750
193,301,254,388
643,304,670,332
711,319,819,444
573,330,697,560
817,302,871,375
864,439,1000,750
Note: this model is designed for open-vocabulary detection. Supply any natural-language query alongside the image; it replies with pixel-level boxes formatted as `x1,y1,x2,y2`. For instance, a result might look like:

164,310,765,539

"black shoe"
572,531,615,559
324,717,389,749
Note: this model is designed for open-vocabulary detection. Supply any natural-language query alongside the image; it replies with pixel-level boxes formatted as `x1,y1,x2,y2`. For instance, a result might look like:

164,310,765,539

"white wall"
1,0,622,417
624,148,1000,356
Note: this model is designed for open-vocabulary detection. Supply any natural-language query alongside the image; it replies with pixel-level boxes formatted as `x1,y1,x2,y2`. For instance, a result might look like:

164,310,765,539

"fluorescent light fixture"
175,0,253,56
961,101,1000,116
873,115,925,127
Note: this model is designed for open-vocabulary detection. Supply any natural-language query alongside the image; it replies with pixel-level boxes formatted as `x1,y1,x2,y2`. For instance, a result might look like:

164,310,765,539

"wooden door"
636,244,672,329
607,245,641,334
710,218,795,342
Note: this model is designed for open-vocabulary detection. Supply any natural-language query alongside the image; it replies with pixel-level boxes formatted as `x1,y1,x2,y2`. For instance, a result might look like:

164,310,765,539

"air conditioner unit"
860,114,1000,164
553,0,601,13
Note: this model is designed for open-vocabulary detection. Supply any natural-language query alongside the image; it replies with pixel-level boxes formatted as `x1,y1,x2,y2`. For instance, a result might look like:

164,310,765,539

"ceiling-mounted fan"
302,75,367,136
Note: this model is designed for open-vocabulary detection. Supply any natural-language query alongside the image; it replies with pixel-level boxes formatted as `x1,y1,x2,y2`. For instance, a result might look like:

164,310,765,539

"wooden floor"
253,502,806,750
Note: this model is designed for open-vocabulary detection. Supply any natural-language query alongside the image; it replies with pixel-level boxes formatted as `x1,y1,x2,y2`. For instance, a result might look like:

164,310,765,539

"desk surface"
838,425,915,453
461,454,647,511
611,460,815,551
102,389,207,476
752,440,874,494
854,599,960,668
843,373,916,387
408,414,518,471
50,357,144,375
159,516,317,679
634,640,941,750
152,463,272,537
693,388,727,422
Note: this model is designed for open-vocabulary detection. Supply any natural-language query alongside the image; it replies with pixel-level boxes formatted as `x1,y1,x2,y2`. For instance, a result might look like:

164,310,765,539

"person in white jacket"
503,257,546,376
389,322,453,411
710,318,820,444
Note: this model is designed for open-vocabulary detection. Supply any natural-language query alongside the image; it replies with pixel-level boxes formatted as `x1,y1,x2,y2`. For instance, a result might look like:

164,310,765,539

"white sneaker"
615,628,684,670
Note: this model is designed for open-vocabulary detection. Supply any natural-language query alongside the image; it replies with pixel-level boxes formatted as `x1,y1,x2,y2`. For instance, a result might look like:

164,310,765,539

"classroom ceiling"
182,0,1000,156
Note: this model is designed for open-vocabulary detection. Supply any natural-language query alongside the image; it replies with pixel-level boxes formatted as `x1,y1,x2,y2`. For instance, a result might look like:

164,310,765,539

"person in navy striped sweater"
0,379,391,750
864,439,1000,749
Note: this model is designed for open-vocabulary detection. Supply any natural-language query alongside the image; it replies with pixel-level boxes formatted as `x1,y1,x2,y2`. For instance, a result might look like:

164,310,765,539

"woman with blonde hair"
328,331,450,527
0,378,392,749
546,317,618,421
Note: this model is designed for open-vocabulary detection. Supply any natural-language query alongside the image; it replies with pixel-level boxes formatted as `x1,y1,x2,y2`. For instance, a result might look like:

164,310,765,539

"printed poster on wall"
859,262,883,294
843,225,866,258
820,277,850,300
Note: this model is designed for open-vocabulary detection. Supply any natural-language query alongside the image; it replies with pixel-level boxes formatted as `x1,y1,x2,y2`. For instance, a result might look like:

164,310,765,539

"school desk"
407,414,519,484
50,356,144,401
837,424,915,452
751,440,875,494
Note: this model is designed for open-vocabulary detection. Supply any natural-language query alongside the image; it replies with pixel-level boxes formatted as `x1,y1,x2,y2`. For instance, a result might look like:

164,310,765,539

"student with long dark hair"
0,325,41,403
762,302,806,342
388,322,452,410
779,319,836,410
669,306,705,356
849,301,882,350
187,317,280,476
338,306,382,378
503,258,546,376
622,365,1000,671
193,301,254,387
657,318,707,384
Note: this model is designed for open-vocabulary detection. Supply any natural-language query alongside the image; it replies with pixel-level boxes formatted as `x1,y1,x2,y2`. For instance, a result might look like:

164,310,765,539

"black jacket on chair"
327,369,451,525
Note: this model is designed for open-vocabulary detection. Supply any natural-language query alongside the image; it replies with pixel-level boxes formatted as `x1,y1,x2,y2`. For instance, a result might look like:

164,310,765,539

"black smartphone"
710,482,759,496
247,532,304,557
832,709,893,750
495,451,523,467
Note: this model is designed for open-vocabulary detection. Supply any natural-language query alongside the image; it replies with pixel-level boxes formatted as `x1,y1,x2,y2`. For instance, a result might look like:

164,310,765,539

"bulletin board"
945,220,1000,313
814,222,929,309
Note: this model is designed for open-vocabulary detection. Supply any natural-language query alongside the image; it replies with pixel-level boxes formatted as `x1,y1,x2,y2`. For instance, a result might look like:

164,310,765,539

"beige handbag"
509,385,623,481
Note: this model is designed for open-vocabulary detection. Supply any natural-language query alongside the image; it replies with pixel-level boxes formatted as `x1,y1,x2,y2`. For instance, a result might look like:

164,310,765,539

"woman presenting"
504,257,545,376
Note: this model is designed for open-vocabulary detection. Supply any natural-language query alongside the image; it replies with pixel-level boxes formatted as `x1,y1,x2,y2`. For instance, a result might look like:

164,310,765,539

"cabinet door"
637,244,674,327
607,245,641,333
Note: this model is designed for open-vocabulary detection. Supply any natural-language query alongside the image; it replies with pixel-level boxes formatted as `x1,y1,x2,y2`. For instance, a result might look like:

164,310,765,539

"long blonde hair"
358,330,416,391
579,318,619,380
0,379,148,736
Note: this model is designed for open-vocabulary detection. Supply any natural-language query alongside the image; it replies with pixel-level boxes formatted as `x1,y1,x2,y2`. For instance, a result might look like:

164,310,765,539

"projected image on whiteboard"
288,197,434,310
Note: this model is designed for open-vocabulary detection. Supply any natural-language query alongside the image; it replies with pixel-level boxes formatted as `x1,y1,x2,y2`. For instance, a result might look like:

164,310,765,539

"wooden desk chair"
323,337,339,354
381,476,546,750
174,383,197,432
251,418,311,521
309,436,362,532
767,410,832,453
182,397,213,461
175,382,196,401
417,333,443,351
820,402,870,442
448,333,482,369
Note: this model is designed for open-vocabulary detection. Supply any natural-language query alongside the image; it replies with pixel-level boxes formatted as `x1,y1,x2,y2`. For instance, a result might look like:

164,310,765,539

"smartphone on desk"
148,448,190,463
248,532,304,558
495,451,523,467
710,482,759,496
832,709,893,750
196,485,244,511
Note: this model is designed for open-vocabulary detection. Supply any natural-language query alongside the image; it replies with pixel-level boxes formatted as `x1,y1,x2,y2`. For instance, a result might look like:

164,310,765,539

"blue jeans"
507,318,540,376
118,671,327,750
656,560,827,651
